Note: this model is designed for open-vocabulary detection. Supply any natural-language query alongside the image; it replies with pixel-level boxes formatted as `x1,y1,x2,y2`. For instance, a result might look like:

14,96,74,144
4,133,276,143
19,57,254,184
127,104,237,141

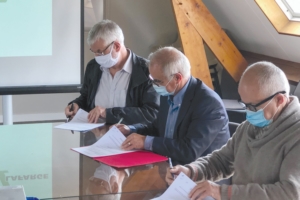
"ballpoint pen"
169,157,175,179
66,103,74,122
66,103,74,134
117,117,124,125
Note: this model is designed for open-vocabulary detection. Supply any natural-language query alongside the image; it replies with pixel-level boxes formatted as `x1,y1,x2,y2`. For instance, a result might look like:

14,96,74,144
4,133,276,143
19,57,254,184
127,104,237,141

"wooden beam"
172,0,248,82
241,50,300,83
172,0,213,88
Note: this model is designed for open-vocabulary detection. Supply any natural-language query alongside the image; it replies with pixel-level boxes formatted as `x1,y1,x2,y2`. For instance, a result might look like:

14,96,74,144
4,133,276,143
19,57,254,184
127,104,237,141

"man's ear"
174,73,183,83
114,41,121,52
276,94,285,105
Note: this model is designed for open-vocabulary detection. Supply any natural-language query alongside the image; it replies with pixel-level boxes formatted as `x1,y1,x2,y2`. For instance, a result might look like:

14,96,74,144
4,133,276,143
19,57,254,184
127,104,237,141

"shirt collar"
168,77,191,106
100,49,132,74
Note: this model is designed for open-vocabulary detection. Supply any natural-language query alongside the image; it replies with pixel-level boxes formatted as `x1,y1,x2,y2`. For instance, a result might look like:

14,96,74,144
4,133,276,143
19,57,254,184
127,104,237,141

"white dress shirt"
94,50,132,109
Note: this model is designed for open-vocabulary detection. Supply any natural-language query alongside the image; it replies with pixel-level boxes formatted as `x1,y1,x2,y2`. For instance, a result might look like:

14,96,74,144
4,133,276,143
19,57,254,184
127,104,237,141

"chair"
229,122,240,137
293,82,300,99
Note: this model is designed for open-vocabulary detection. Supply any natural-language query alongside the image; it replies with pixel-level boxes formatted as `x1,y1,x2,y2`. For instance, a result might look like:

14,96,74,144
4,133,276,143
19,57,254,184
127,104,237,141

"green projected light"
0,123,52,198
0,0,52,57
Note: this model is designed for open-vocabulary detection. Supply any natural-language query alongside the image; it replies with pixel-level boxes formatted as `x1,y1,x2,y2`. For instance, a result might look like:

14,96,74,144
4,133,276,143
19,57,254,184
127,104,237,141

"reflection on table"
0,123,169,199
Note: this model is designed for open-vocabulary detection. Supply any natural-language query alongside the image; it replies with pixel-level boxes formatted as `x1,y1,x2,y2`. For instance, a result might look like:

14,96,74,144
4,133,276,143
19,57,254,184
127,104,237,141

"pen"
67,103,74,122
67,103,74,134
169,157,175,179
117,117,124,125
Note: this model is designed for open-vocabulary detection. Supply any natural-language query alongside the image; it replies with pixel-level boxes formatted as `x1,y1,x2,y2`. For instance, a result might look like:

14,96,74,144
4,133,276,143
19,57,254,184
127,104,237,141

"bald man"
166,61,300,200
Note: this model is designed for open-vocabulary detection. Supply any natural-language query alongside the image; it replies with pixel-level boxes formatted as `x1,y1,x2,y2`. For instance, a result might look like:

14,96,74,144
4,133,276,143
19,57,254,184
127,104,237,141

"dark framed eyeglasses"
90,41,114,56
239,91,286,112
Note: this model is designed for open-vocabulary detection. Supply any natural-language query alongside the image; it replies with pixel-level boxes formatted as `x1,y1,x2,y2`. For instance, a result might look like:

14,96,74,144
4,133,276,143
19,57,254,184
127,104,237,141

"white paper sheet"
0,185,26,200
151,172,196,200
55,109,105,131
72,126,135,157
152,172,215,200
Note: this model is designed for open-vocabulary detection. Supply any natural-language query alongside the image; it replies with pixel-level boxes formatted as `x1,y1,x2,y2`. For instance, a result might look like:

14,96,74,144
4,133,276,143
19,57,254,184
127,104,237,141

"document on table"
152,172,214,200
151,172,196,200
55,109,105,131
72,126,135,157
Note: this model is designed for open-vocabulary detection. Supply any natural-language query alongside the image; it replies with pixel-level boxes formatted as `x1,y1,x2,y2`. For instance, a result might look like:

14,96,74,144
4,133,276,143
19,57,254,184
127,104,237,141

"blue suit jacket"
133,77,230,165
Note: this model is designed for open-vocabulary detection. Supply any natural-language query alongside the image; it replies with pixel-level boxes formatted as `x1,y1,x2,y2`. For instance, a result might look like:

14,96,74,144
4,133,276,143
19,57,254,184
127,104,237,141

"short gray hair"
148,47,191,79
241,61,290,96
87,19,124,46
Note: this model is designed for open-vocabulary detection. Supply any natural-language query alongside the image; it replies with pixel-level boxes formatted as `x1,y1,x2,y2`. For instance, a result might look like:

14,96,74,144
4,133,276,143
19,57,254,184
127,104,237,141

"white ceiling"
203,0,300,63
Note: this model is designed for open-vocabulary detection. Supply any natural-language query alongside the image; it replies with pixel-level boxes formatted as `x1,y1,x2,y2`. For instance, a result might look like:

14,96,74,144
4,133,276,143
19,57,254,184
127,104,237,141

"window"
255,0,300,36
276,0,300,21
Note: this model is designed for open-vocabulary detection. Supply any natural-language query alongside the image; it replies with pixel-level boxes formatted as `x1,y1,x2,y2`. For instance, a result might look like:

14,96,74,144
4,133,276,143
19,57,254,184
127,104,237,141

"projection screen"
0,0,83,94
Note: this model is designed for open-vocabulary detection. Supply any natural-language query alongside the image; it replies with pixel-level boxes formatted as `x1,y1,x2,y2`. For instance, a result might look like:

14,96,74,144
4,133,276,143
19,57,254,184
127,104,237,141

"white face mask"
95,43,119,68
93,164,117,193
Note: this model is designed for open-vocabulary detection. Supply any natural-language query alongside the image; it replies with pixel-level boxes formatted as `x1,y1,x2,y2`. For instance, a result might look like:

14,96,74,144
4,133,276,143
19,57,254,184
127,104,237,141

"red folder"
93,151,168,168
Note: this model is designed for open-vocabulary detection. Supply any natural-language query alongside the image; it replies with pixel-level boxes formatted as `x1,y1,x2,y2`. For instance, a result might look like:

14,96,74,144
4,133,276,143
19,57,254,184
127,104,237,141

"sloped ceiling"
203,0,300,63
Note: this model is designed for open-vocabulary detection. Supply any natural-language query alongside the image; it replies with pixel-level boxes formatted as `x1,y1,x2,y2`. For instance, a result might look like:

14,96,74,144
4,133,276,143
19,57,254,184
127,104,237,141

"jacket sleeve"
70,64,92,111
105,81,160,125
185,134,236,182
152,97,229,164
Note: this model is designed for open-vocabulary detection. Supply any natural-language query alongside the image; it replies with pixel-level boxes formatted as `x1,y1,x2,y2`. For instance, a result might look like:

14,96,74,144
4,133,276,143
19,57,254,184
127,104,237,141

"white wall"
0,32,94,123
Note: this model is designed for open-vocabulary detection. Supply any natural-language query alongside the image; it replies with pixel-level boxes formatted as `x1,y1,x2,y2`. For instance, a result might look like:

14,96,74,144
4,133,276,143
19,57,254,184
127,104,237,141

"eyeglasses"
149,74,176,87
90,41,114,56
239,91,286,112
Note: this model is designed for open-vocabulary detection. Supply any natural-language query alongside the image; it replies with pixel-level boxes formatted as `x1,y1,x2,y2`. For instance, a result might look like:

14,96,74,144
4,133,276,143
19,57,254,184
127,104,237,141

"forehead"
238,80,265,104
90,39,106,51
149,63,166,81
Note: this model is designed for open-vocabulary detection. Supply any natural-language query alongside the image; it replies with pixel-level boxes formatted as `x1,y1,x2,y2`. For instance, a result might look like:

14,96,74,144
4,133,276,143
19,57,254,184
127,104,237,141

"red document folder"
93,151,168,168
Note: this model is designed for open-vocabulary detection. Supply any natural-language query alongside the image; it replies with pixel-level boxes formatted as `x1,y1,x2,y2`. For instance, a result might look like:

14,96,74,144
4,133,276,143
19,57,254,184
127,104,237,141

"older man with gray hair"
117,46,230,165
166,61,300,200
65,19,159,125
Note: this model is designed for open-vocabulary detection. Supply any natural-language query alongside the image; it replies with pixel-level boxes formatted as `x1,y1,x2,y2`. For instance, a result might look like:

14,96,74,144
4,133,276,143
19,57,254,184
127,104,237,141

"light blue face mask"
152,77,177,96
246,98,279,128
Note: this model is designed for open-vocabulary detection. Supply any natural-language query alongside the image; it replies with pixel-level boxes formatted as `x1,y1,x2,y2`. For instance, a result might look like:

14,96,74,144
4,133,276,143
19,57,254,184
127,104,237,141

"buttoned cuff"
128,125,137,134
144,136,154,151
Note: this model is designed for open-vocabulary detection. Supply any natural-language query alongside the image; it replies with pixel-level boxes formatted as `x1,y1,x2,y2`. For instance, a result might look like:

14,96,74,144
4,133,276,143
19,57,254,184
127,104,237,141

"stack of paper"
72,126,168,168
55,109,105,132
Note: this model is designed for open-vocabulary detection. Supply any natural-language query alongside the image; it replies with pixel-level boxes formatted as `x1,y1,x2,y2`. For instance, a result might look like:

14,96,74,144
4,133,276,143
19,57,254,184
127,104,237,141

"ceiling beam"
172,0,248,83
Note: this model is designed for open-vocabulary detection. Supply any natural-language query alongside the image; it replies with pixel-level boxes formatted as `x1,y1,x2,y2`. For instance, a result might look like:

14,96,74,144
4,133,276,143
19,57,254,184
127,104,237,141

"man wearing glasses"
117,47,230,165
166,61,300,200
65,20,159,125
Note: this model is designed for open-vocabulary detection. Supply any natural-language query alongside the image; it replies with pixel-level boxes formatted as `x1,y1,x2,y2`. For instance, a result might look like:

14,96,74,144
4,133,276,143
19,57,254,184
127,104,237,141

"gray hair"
148,47,191,79
241,61,290,96
87,19,124,46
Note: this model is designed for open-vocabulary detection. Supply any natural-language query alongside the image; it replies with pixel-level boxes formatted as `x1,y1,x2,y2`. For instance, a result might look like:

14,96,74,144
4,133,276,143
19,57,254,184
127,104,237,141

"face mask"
95,43,119,68
153,77,177,96
93,164,117,192
246,97,279,128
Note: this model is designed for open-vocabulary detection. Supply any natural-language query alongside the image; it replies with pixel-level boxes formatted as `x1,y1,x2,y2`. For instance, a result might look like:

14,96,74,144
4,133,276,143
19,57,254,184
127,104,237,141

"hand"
113,124,130,136
121,133,146,150
165,165,191,185
64,103,79,120
189,181,221,200
88,106,106,123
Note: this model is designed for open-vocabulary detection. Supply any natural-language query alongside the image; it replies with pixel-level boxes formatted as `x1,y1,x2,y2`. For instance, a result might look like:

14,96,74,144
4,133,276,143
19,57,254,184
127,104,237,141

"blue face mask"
152,77,177,96
246,98,279,128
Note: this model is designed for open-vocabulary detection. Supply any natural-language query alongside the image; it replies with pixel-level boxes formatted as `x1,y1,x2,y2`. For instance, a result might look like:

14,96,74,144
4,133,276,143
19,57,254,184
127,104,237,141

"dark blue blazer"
133,77,230,165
